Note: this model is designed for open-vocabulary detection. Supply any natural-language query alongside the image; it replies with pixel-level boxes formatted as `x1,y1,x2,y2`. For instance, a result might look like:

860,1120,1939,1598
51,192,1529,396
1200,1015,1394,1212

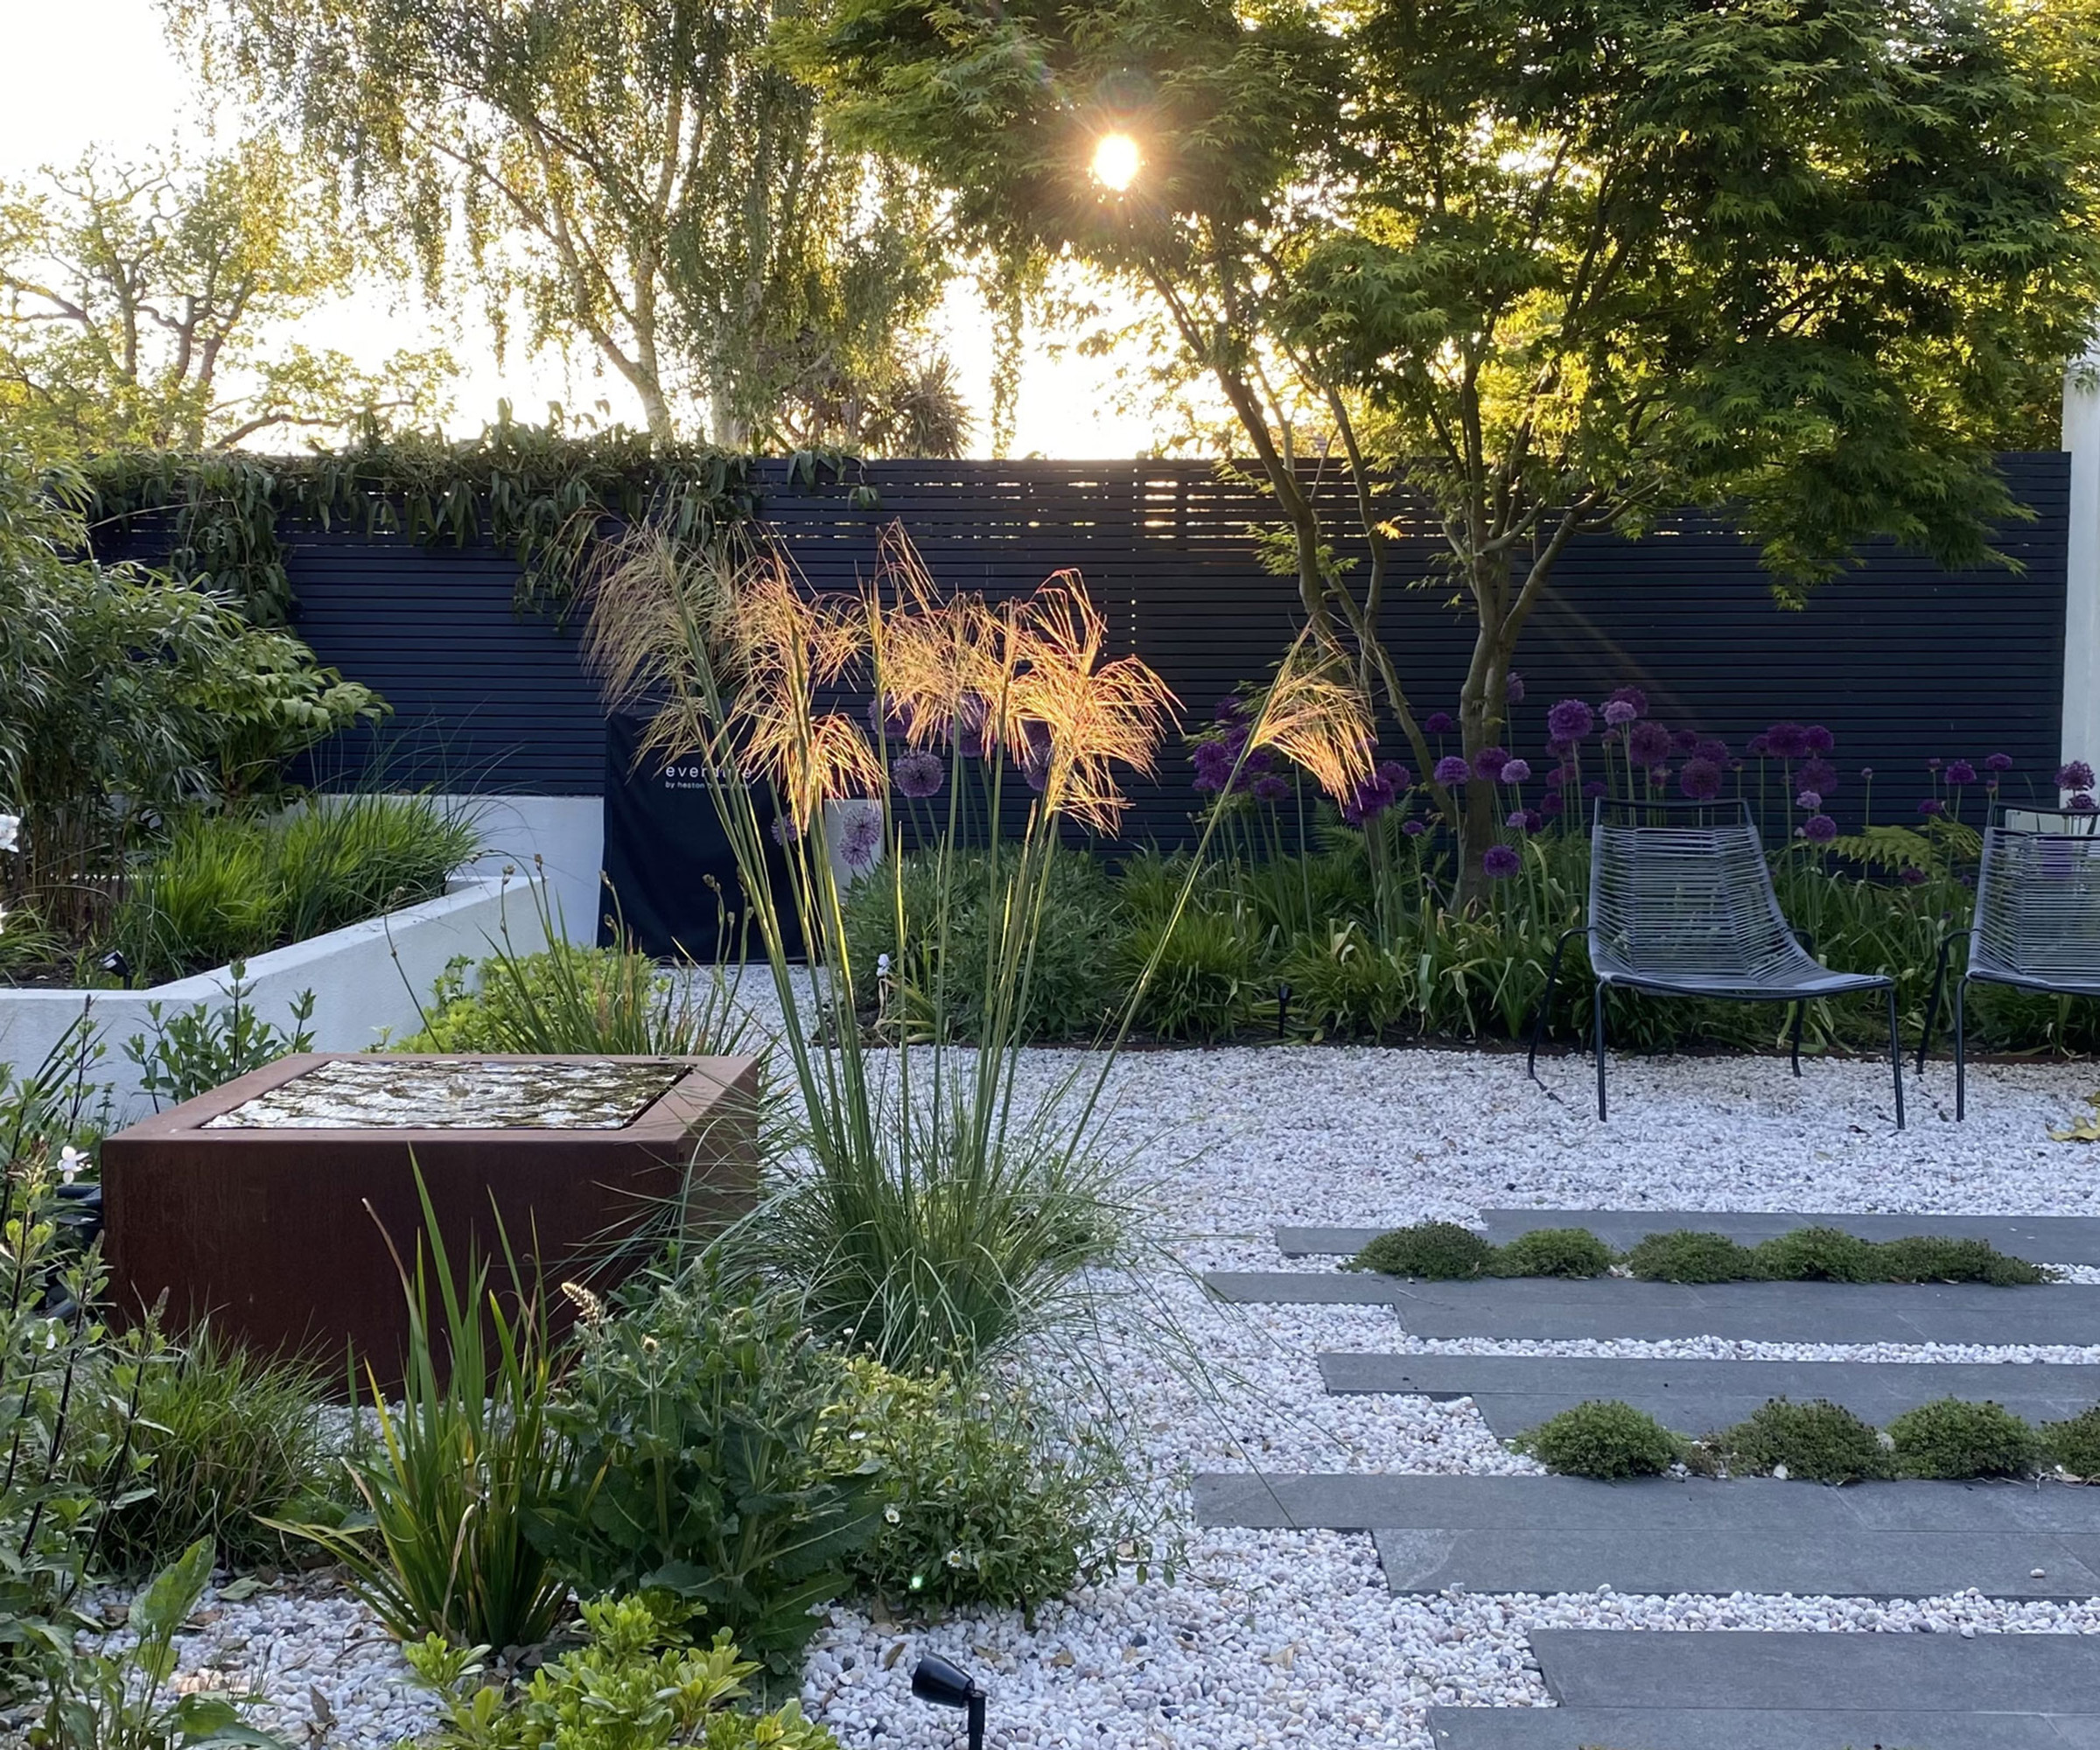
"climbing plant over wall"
77,413,762,623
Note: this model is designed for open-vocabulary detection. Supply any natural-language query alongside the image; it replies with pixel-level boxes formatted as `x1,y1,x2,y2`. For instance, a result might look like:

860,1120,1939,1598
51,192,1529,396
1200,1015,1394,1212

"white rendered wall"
436,794,605,943
2063,342,2100,767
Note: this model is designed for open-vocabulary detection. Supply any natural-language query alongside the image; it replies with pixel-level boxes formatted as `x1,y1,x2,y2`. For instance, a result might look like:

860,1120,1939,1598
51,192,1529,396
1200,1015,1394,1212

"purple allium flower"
1018,721,1052,784
1192,740,1232,794
1985,752,2014,774
866,694,914,739
1798,757,1838,796
1608,685,1648,718
1378,760,1411,792
1483,844,1521,878
893,749,945,799
1433,755,1470,786
1764,722,1810,760
1626,720,1670,765
1679,758,1723,802
839,807,883,872
770,814,798,846
1796,790,1823,811
1746,734,1771,758
1349,771,1398,822
1508,808,1542,832
1583,780,1606,799
1602,699,1638,729
1946,760,1978,786
1899,865,1928,886
1648,765,1671,785
1859,766,1874,780
1927,756,1942,771
2061,761,2096,791
1919,798,1943,816
1424,711,1455,736
1253,773,1291,804
1670,729,1698,753
1473,746,1511,782
1505,671,1526,704
1546,699,1595,743
1501,758,1532,785
2073,793,2099,814
1802,814,1838,844
1214,695,1246,724
1694,738,1730,765
1541,791,1566,817
1548,737,1572,758
1401,818,1428,837
1804,725,1835,754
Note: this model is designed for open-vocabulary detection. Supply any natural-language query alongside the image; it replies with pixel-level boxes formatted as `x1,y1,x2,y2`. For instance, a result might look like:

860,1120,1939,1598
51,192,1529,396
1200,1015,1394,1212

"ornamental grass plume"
1238,647,1375,805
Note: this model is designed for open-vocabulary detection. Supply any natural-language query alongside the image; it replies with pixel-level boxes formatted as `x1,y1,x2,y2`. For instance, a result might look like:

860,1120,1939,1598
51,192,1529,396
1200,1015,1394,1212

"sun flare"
1090,133,1140,192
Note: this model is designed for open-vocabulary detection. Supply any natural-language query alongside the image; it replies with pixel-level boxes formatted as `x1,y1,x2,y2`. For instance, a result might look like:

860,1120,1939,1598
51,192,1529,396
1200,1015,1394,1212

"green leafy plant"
28,1538,290,1750
1348,1222,1496,1281
1623,1230,1760,1284
401,1594,836,1750
1515,1400,1681,1480
270,1174,570,1650
1278,922,1407,1041
1750,1226,1880,1283
1886,1398,2043,1480
1493,1228,1615,1279
538,1272,884,1676
122,967,315,1111
2042,1406,2100,1477
1718,1398,1890,1484
1117,907,1255,1043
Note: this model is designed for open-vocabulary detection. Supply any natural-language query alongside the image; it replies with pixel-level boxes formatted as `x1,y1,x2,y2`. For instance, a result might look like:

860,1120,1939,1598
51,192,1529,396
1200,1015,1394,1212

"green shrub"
1120,906,1256,1042
82,1323,338,1576
1516,1400,1681,1479
276,793,480,944
1886,1397,2043,1479
1349,1222,1496,1280
122,964,315,1110
403,1594,837,1749
1493,1227,1615,1278
1623,1229,1760,1284
1719,1397,1890,1483
822,1356,1150,1614
1872,1236,2052,1286
1751,1226,1879,1283
2042,1405,2100,1476
539,1272,884,1676
1279,923,1408,1040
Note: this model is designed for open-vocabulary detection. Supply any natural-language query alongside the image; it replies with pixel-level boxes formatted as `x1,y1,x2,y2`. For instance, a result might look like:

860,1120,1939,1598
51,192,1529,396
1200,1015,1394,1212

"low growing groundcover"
1347,1222,2056,1286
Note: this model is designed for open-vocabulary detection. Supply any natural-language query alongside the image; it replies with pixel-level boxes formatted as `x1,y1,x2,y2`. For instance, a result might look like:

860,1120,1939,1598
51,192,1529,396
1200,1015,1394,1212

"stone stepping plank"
1318,1354,2100,1438
1194,1474,2100,1598
1429,1628,2100,1746
1203,1272,2100,1344
1277,1208,2100,1263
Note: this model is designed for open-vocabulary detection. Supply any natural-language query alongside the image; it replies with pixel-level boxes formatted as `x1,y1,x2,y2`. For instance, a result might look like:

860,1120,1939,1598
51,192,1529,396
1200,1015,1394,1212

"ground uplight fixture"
1091,131,1140,191
911,1653,986,1750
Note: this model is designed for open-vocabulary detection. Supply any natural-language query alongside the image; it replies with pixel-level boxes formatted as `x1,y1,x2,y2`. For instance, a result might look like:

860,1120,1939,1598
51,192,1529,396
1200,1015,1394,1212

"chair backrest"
1588,796,1802,983
1972,804,2100,982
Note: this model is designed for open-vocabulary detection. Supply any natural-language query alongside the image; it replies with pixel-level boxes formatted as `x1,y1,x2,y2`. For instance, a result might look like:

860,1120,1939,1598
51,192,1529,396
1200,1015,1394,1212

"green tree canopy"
173,0,966,452
0,136,453,456
804,0,2100,886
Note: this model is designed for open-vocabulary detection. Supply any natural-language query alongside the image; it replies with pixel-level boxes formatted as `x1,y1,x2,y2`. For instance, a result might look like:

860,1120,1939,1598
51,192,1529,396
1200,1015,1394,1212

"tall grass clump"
586,523,1372,1374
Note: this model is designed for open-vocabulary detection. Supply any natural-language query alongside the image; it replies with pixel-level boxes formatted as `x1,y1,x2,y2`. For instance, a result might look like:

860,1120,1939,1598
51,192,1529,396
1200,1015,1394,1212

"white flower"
58,1146,85,1185
883,1505,901,1525
0,814,17,853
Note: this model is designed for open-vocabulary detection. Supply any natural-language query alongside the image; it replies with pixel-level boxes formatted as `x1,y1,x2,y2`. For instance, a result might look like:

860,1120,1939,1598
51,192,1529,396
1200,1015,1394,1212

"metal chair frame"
1918,803,2100,1119
1527,796,1904,1127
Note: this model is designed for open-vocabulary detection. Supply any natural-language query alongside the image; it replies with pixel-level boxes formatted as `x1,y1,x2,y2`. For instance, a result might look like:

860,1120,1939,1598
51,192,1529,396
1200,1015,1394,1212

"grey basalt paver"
1318,1354,2100,1437
1277,1208,2100,1262
1203,1271,2100,1343
1427,1629,2100,1746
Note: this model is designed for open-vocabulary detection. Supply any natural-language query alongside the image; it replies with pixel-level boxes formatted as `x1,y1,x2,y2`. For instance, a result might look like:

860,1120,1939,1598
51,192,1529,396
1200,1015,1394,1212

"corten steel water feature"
102,1053,760,1383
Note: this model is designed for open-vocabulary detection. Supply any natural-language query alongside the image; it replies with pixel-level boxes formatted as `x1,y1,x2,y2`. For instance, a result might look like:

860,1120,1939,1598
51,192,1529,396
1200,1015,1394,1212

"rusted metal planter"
102,1052,760,1382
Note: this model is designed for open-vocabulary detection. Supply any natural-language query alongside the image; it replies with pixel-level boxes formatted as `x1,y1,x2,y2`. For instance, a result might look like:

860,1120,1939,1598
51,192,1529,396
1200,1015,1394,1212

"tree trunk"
1453,552,1515,906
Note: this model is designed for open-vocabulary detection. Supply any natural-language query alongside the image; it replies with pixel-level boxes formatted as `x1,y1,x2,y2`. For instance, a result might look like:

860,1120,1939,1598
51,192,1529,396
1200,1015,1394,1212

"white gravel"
91,1045,2100,1747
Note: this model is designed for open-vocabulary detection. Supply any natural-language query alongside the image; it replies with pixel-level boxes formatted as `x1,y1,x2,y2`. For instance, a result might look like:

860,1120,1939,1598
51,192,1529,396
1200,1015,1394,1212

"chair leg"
1593,984,1607,1122
1788,1000,1805,1077
1917,934,1955,1073
1954,977,1968,1122
1526,928,1576,1084
1885,984,1905,1131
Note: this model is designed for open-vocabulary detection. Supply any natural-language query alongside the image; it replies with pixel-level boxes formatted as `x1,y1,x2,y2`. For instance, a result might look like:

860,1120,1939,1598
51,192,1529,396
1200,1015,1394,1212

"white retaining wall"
0,872,550,1123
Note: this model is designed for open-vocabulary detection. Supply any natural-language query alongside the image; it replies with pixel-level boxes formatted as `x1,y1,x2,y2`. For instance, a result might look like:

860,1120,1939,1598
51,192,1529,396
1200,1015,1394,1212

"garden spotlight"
912,1653,986,1750
1091,132,1140,191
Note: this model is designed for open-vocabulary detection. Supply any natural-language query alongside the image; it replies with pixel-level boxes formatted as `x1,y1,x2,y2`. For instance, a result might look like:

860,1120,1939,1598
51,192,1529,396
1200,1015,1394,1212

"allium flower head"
1347,770,1397,822
867,694,915,740
1671,729,1699,753
1501,758,1532,785
1402,818,1428,836
1804,725,1835,754
1547,699,1595,742
1764,722,1810,760
1540,792,1565,816
1215,696,1247,724
1945,760,1978,786
1607,686,1648,718
1899,865,1928,886
1191,740,1232,793
1253,773,1291,804
1746,734,1771,758
1679,758,1723,802
1504,671,1525,704
770,815,798,846
1483,844,1521,878
1859,766,1873,780
1424,710,1455,735
1377,760,1411,792
1508,808,1541,832
1919,798,1943,816
1796,790,1822,811
1985,752,2013,774
2061,761,2096,792
1928,757,1942,771
1799,758,1838,796
892,749,945,799
1694,738,1730,766
1626,720,1670,765
1582,780,1606,798
838,807,883,872
2072,793,2099,814
1473,746,1511,782
1602,699,1638,728
1802,814,1838,844
1433,754,1470,786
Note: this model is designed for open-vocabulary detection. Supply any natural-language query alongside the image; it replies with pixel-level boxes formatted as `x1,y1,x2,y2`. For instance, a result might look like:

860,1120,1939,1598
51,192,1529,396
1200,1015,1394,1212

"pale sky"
0,0,1160,458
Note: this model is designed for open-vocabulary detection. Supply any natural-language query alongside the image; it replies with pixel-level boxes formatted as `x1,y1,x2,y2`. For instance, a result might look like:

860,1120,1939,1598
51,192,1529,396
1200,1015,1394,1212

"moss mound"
1872,1236,2053,1286
1493,1228,1616,1279
1750,1226,1879,1283
1623,1229,1760,1284
1886,1397,2043,1479
1516,1399,1681,1480
1349,1222,1496,1280
1719,1396,1890,1483
2042,1405,2100,1477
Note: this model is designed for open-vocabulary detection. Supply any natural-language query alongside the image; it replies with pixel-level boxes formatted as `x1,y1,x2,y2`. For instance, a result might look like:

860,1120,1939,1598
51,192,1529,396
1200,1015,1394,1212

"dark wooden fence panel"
255,454,2067,838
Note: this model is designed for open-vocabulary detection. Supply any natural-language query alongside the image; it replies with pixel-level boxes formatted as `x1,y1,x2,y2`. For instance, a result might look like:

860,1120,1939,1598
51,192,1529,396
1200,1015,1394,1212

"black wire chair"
1528,796,1904,1126
1918,803,2100,1120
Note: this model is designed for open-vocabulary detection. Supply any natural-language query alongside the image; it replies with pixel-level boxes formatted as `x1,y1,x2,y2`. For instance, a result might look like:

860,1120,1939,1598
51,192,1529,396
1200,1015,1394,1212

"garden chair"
1917,804,2100,1120
1527,797,1904,1126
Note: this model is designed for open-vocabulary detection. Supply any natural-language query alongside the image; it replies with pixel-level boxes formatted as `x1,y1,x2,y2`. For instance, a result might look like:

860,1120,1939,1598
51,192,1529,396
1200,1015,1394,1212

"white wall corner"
2062,338,2100,766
